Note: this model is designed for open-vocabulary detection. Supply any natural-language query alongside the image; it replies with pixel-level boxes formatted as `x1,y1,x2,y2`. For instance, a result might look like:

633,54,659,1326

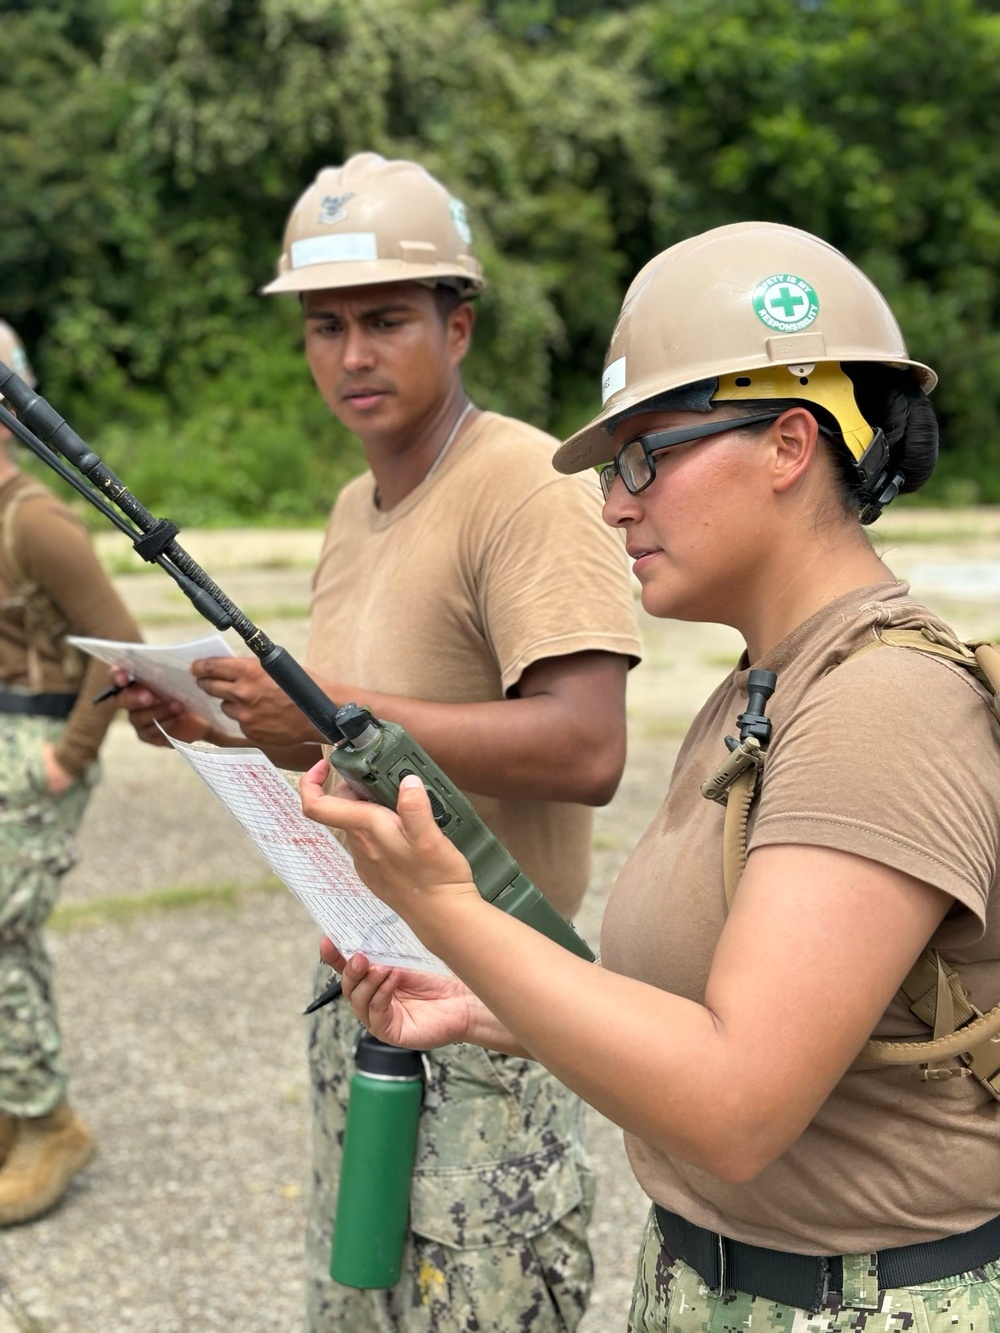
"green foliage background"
2,0,999,521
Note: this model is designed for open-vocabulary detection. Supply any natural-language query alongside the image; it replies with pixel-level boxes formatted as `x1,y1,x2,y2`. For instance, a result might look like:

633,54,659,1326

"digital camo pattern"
305,963,595,1331
0,714,93,1117
628,1206,1000,1332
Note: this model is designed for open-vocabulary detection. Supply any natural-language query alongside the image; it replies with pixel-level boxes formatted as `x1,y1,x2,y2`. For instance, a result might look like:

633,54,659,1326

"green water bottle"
330,1034,425,1289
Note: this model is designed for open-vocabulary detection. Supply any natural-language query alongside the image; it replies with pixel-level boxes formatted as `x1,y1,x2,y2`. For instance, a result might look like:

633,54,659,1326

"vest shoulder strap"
706,622,1000,1098
870,626,1000,723
0,480,48,586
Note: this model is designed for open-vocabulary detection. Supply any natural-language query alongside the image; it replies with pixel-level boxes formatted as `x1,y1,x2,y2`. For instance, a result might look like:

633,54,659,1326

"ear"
769,407,821,495
447,301,475,366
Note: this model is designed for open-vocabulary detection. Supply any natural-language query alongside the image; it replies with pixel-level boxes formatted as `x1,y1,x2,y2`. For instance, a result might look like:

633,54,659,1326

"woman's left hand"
319,938,488,1049
41,742,75,796
299,760,480,930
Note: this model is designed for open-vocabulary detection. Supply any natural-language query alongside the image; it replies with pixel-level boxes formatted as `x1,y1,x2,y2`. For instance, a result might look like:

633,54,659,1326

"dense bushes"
2,0,999,519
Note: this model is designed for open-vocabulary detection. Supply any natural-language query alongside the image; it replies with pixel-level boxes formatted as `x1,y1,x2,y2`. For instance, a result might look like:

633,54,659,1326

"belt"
654,1204,1000,1311
0,689,77,720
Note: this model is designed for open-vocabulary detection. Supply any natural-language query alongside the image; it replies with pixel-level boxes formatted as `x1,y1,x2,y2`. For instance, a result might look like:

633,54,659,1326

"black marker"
91,675,135,705
303,975,343,1015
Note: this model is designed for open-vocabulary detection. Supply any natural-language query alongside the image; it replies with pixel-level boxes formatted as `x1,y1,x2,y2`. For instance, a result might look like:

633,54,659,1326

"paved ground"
0,511,998,1331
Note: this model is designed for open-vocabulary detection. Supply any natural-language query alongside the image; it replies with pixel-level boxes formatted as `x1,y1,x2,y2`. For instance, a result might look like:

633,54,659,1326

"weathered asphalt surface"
0,731,656,1333
0,514,996,1331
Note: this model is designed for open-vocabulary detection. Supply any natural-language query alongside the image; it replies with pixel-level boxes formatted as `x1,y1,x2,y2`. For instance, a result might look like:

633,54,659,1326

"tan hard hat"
554,221,936,473
0,319,35,391
263,152,485,297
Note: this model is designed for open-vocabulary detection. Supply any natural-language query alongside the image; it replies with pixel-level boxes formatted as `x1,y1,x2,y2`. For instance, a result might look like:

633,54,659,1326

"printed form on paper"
166,736,448,976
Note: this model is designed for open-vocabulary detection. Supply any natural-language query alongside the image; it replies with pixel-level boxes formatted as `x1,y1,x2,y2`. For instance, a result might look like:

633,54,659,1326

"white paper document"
166,737,448,975
66,633,245,738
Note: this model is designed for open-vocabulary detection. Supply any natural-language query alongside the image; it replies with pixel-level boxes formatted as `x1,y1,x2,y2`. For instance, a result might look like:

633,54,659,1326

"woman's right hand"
321,937,511,1051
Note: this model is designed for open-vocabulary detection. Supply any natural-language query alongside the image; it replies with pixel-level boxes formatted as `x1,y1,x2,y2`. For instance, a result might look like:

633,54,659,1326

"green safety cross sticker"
752,274,819,332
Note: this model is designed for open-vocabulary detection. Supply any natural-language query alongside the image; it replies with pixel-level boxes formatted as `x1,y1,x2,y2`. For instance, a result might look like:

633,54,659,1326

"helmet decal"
752,274,820,333
318,193,353,226
449,198,472,245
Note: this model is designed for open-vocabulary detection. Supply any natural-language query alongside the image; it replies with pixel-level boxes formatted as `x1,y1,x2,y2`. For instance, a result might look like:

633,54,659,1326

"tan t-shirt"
0,472,142,775
601,581,1000,1253
306,411,642,917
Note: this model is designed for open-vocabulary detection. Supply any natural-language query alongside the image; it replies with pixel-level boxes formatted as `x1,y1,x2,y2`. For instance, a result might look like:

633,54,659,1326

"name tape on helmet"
290,233,378,269
602,356,627,404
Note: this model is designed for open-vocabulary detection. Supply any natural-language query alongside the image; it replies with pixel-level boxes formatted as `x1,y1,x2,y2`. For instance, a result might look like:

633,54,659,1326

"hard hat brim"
262,259,485,297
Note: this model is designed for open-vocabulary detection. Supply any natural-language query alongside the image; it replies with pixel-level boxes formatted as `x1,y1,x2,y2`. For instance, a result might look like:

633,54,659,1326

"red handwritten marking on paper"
201,757,363,890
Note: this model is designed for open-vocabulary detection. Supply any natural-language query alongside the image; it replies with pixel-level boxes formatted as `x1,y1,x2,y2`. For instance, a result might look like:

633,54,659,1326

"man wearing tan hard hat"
0,320,140,1226
118,153,641,1330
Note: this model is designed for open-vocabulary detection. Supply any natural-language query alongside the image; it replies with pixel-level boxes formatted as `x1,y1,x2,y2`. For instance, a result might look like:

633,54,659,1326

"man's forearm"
258,741,325,771
317,665,625,804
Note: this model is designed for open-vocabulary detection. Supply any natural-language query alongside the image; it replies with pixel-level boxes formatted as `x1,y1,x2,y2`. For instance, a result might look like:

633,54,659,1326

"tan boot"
0,1114,17,1166
0,1101,95,1225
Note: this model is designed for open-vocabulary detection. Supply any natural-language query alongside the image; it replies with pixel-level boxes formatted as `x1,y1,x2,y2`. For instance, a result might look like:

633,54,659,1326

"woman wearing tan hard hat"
300,221,1000,1331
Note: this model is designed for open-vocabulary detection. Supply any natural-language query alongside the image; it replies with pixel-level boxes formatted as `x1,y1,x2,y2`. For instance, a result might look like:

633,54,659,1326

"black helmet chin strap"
854,428,904,525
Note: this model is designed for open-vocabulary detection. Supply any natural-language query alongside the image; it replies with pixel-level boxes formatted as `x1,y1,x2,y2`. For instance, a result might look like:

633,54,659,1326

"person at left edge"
0,318,142,1225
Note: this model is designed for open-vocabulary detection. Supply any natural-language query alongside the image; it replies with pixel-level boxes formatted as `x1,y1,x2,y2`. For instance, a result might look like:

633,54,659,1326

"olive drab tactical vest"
0,479,86,693
702,625,1000,1102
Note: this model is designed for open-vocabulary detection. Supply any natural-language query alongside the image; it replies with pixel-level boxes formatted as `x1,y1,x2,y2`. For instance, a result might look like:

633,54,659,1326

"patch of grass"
135,610,216,628
636,716,691,740
242,602,312,622
100,548,162,577
875,527,993,545
51,878,284,931
701,652,739,669
253,555,320,572
134,602,313,628
592,831,625,851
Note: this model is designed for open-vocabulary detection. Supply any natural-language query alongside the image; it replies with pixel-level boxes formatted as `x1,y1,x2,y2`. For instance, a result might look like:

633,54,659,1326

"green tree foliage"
1,0,999,518
3,0,664,520
645,0,1000,502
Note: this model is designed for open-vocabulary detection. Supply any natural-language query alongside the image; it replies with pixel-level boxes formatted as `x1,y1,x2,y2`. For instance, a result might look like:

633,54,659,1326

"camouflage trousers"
305,961,595,1332
0,714,94,1117
629,1205,1000,1331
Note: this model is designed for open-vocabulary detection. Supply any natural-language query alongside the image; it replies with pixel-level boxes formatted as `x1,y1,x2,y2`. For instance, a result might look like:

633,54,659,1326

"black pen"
303,975,343,1015
92,675,135,705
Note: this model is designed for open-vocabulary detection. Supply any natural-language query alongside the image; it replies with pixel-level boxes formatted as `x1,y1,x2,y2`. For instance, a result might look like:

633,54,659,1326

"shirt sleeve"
475,471,642,695
17,494,142,775
749,646,1000,931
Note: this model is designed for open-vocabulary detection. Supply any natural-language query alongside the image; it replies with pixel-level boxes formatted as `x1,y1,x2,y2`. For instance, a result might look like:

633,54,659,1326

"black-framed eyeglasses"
598,412,781,500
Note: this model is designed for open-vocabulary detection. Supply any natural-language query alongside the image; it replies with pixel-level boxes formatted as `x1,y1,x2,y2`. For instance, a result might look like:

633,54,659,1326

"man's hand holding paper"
69,633,244,744
192,655,327,747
